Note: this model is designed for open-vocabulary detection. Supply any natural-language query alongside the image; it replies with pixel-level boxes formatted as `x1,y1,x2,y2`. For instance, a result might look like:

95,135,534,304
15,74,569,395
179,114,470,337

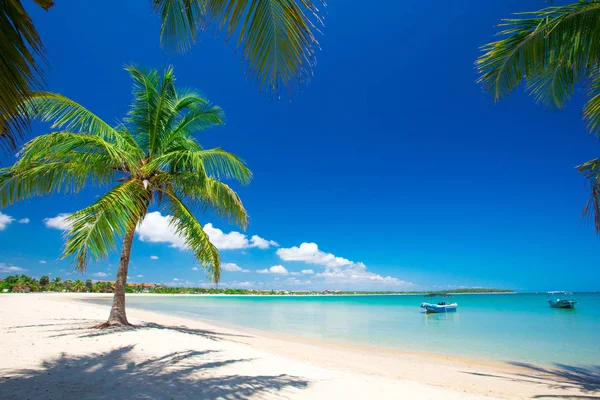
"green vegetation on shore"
0,274,514,295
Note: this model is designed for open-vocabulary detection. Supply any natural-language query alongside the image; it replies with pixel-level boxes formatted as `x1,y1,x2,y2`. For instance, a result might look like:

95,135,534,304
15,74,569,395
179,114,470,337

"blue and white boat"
420,301,458,313
548,291,577,309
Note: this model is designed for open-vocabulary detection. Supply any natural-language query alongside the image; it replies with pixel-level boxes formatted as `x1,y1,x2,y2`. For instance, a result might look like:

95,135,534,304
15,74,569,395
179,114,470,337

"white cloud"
257,265,288,275
136,212,277,251
191,266,199,271
39,260,47,264
204,224,278,250
214,280,254,288
277,242,411,288
150,255,159,260
0,263,25,273
203,223,249,249
222,262,249,272
44,213,72,231
92,272,108,277
301,269,314,274
315,262,408,286
277,242,353,268
173,278,180,282
18,218,30,224
249,235,279,249
0,212,14,230
136,212,187,249
136,275,143,278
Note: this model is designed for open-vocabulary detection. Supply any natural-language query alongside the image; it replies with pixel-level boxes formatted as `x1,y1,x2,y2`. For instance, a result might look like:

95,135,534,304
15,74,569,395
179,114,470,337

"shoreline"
2,293,597,399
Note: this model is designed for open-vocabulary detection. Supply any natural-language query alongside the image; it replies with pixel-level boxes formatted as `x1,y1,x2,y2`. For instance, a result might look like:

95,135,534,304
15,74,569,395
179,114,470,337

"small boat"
548,291,577,309
420,301,458,313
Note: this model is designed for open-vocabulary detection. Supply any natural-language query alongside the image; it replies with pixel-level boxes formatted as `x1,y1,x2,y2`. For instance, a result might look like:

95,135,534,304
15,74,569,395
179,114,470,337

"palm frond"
161,103,225,153
21,92,127,142
158,187,221,282
147,148,252,183
125,65,178,154
0,0,53,148
577,157,600,233
63,180,150,270
0,157,115,208
15,131,138,171
477,1,600,111
583,64,600,133
170,173,249,228
526,56,580,108
153,0,324,93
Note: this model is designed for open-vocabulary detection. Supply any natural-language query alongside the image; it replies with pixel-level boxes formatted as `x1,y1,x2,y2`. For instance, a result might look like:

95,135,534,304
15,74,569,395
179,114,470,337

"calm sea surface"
94,293,600,366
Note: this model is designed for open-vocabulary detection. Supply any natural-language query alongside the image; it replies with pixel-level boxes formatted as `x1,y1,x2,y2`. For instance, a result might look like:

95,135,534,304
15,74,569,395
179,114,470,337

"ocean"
97,293,600,366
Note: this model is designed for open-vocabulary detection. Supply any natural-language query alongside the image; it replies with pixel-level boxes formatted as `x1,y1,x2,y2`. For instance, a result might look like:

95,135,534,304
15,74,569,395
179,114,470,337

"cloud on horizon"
0,263,26,273
277,242,411,288
257,265,288,275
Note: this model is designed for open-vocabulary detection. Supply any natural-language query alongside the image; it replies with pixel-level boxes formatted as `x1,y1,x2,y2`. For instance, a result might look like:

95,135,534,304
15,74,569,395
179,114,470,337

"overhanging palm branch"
578,158,600,232
477,1,600,130
0,0,53,147
1,65,251,325
477,1,600,233
154,0,324,93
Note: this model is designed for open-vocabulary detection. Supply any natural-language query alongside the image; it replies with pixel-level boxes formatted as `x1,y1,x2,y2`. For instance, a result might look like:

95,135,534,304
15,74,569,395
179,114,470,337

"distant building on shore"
322,290,342,294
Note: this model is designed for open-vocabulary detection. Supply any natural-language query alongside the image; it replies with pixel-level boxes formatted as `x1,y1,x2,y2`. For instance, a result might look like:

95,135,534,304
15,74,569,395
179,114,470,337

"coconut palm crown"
0,65,251,326
476,1,600,232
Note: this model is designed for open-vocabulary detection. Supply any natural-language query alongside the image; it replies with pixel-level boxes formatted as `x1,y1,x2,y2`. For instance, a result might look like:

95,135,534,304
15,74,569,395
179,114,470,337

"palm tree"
72,279,85,293
40,275,50,291
85,279,93,292
0,65,250,326
63,279,73,291
1,0,323,147
477,1,600,231
50,276,62,291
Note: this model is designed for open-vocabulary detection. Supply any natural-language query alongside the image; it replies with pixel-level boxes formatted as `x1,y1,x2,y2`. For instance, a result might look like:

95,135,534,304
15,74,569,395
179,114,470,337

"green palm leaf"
171,173,249,228
64,180,150,270
0,1,53,147
154,0,324,93
148,148,251,183
158,188,221,282
477,1,600,117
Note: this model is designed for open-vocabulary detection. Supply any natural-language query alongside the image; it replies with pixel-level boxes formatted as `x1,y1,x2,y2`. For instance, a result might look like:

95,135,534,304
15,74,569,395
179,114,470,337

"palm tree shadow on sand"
462,361,600,399
0,345,309,399
11,319,251,343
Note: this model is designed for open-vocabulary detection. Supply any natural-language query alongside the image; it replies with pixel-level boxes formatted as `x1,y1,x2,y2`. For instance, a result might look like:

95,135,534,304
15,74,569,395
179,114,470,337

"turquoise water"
101,293,600,366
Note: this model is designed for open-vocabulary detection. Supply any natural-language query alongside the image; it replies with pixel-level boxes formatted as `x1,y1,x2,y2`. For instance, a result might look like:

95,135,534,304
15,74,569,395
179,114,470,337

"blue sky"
1,0,599,292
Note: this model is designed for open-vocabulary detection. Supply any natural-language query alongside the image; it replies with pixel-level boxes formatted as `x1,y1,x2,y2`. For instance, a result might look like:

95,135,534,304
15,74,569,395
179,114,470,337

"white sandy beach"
0,294,596,399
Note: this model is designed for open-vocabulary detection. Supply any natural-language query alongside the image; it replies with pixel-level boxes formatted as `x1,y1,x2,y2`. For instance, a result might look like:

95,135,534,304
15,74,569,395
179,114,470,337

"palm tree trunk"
97,227,136,327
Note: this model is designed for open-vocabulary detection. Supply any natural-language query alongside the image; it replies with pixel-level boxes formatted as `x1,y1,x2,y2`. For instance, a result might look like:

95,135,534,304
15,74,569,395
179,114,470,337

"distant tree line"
1,274,132,294
0,275,514,295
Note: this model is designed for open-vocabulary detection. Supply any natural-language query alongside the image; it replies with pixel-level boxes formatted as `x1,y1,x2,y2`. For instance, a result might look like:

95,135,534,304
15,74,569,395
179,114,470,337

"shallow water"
92,293,600,366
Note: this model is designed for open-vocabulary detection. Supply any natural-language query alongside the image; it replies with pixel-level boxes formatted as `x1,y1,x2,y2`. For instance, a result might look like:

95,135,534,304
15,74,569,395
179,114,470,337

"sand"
0,294,597,399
